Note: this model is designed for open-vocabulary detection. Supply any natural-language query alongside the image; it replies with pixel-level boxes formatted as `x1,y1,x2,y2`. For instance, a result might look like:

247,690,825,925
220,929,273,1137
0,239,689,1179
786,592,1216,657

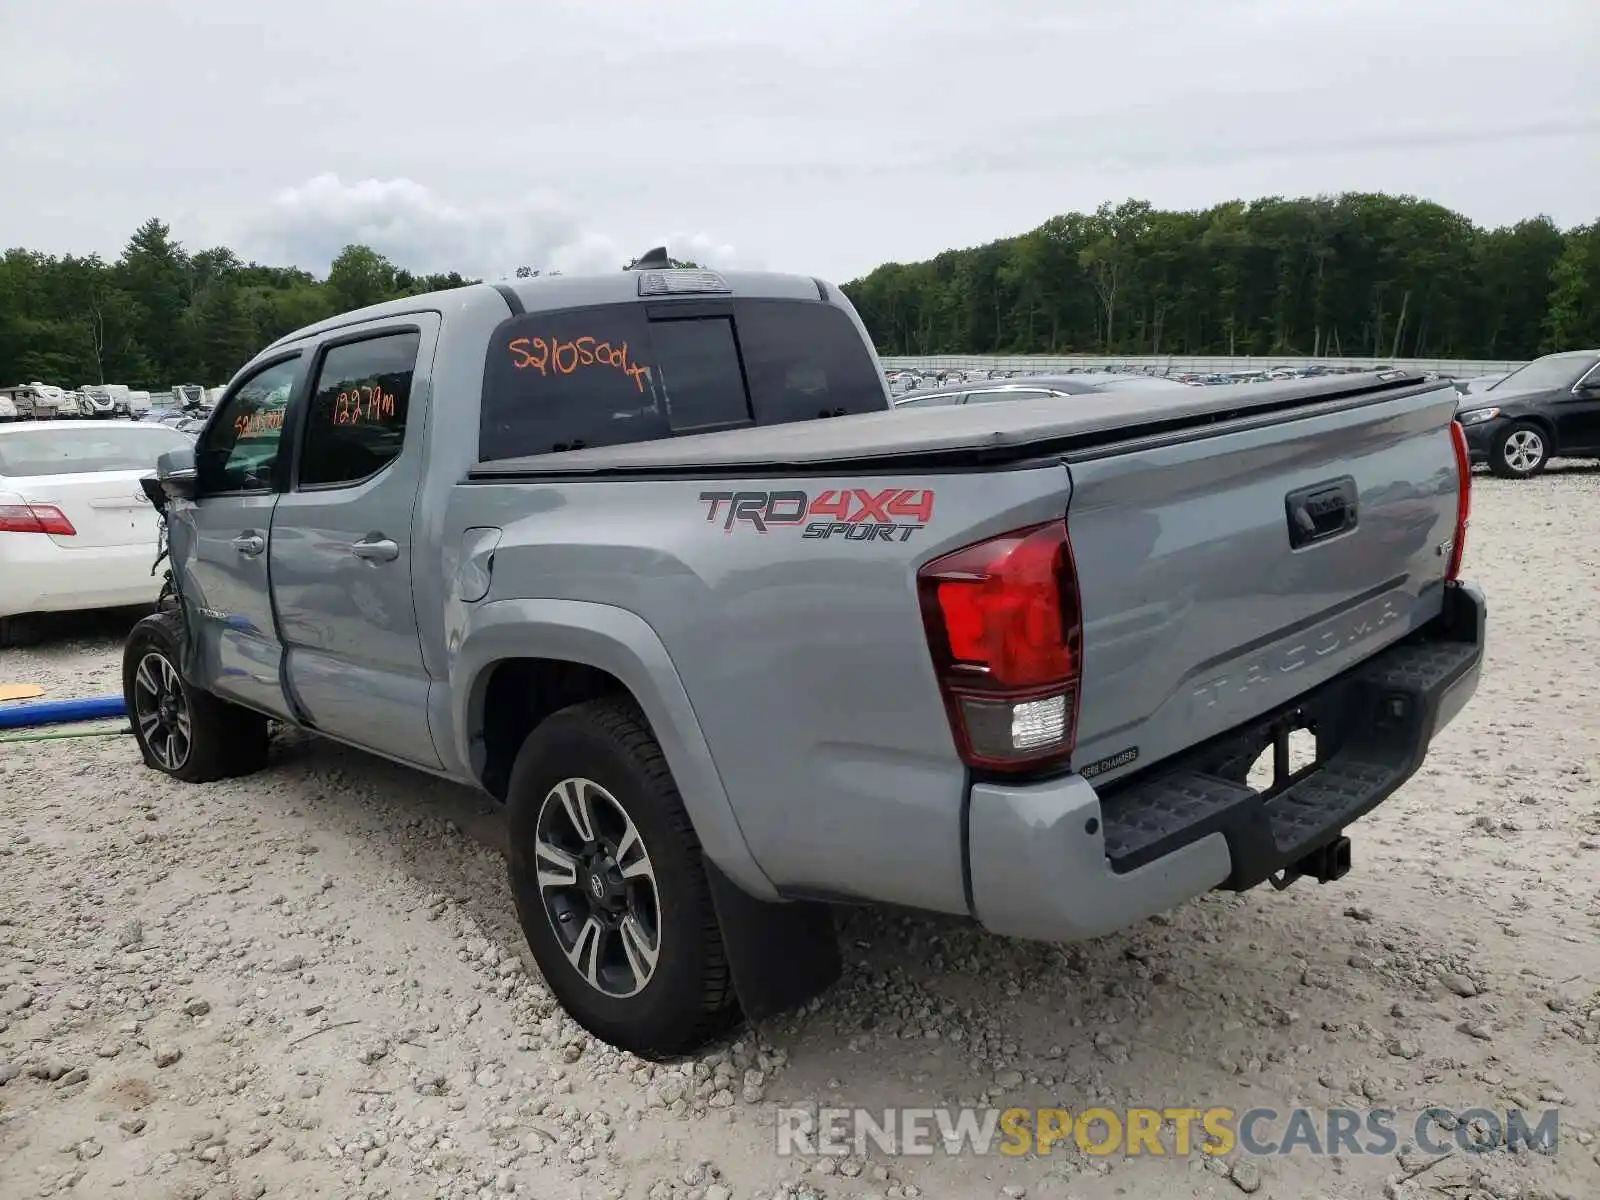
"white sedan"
0,420,196,646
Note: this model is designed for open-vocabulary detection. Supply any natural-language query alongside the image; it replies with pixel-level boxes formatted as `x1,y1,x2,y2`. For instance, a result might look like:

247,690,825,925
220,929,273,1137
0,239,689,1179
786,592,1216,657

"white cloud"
239,174,755,281
0,0,1592,282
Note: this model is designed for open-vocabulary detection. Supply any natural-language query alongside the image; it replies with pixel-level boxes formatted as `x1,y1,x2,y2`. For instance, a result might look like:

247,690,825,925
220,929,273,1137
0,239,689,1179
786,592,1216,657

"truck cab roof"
263,269,841,353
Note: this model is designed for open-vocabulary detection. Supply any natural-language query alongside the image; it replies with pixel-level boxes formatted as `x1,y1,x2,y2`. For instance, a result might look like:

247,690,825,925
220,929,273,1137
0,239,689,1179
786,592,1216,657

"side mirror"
156,446,199,501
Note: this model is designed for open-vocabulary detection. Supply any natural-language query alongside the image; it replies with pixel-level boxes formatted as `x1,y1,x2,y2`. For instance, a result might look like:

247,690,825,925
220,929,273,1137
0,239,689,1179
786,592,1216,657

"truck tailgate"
1064,380,1463,784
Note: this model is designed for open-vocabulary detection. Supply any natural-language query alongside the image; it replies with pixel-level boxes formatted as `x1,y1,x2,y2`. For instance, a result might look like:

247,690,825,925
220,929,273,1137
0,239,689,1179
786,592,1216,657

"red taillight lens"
918,520,1083,772
1447,420,1470,581
0,503,76,536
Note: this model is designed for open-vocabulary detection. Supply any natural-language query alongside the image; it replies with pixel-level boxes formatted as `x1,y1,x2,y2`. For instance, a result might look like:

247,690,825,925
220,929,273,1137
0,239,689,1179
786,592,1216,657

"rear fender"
450,597,779,900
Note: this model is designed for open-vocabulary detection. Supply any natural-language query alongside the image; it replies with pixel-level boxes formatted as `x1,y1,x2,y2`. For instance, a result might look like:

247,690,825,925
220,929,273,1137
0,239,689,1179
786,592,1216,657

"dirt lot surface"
2,467,1598,1200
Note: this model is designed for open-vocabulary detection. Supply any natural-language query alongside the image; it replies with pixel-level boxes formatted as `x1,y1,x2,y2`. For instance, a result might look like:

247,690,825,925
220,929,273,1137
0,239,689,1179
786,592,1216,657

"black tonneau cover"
468,371,1448,480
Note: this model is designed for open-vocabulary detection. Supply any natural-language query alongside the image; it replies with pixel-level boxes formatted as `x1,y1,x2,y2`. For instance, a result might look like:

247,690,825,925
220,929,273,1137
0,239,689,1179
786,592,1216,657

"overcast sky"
2,0,1595,284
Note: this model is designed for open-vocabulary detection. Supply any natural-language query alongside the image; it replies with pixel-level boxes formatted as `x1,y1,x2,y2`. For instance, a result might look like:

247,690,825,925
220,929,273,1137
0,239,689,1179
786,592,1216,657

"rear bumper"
968,580,1485,943
0,537,161,618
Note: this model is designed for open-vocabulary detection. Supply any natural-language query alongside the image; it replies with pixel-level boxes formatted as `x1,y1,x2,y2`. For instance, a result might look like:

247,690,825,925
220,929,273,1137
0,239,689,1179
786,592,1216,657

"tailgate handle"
1285,477,1358,549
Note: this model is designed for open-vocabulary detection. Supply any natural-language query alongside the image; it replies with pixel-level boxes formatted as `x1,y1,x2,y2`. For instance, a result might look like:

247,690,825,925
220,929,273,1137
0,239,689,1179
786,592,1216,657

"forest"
2,194,1597,390
0,222,474,390
842,194,1598,362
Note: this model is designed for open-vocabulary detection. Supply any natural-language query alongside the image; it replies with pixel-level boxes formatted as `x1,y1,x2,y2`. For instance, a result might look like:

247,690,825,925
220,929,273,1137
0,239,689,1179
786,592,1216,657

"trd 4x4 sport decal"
699,488,935,541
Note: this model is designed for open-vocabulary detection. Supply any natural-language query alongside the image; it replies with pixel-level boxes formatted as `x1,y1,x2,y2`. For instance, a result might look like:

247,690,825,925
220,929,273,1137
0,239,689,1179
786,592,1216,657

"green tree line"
0,216,712,390
5,197,1597,389
0,219,475,389
840,194,1600,361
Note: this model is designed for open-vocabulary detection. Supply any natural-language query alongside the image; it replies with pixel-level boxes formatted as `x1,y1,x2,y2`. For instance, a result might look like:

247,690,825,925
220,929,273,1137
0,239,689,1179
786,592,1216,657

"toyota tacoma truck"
127,263,1485,1057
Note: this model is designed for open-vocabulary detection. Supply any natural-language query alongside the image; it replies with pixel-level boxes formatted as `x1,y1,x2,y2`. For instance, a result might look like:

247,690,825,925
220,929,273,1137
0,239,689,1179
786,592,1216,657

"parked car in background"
1453,373,1509,397
128,390,153,418
1455,350,1600,478
0,392,16,423
0,420,195,645
893,373,1190,408
144,402,189,426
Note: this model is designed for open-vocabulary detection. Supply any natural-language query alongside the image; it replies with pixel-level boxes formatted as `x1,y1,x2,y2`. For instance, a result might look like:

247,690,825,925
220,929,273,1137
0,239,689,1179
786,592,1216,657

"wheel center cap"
581,855,624,911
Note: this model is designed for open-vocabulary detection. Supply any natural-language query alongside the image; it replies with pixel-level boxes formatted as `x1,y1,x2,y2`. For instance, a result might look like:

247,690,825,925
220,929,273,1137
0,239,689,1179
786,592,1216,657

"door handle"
351,536,400,563
231,533,265,557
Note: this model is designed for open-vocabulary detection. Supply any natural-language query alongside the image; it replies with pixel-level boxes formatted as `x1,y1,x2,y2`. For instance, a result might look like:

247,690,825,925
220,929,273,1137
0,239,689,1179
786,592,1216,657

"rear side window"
478,298,886,462
298,331,420,488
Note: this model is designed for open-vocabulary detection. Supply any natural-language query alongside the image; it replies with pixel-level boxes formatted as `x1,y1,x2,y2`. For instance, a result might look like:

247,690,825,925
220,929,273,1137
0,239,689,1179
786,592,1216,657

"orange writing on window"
234,407,285,438
333,384,397,426
508,335,650,392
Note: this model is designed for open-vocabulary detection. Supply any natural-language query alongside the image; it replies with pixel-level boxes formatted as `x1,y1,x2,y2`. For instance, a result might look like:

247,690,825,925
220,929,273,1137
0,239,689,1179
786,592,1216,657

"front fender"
450,597,779,900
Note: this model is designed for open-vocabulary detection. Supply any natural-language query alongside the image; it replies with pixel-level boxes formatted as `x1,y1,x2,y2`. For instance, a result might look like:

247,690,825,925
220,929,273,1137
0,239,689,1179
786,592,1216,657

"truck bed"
467,372,1442,477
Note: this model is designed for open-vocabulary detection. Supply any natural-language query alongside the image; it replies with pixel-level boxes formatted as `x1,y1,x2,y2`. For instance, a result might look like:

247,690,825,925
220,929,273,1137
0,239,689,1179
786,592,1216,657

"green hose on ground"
0,726,132,744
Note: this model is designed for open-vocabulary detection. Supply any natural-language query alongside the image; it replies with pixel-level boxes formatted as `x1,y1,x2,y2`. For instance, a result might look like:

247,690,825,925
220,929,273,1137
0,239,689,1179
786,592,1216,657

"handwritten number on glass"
333,384,397,426
507,336,650,392
234,408,285,438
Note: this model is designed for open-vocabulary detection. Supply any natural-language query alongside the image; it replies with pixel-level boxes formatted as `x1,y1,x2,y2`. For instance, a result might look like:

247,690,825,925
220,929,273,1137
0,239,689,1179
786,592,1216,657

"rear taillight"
0,503,76,536
918,520,1083,772
1446,420,1470,581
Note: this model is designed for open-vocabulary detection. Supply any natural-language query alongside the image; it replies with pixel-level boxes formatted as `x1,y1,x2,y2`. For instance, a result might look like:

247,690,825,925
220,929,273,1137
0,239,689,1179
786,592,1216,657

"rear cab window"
479,299,885,461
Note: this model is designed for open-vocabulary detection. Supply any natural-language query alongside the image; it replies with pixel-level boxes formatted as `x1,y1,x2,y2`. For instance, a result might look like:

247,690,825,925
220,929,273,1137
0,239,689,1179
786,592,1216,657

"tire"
0,616,18,650
122,612,270,783
1488,421,1549,479
505,696,738,1058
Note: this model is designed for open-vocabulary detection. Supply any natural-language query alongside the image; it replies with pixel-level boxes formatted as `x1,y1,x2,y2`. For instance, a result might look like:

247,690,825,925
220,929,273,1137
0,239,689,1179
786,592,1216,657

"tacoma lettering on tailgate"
699,488,935,542
1188,593,1404,711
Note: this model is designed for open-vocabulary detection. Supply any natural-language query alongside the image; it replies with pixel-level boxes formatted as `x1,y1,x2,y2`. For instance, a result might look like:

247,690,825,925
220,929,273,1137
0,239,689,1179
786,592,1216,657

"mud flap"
703,860,841,1020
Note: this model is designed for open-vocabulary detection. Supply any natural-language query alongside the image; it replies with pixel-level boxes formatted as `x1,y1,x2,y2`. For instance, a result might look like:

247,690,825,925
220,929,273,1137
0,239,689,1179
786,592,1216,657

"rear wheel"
122,612,269,783
1489,421,1549,478
505,696,738,1058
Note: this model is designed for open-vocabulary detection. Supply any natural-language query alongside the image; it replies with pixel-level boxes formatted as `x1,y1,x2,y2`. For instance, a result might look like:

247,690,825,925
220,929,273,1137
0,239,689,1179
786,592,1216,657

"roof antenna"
627,246,671,271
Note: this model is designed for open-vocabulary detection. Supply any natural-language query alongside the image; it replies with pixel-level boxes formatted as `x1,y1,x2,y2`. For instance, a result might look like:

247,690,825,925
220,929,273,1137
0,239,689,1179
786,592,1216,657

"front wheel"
122,612,270,783
1489,421,1549,479
505,696,738,1058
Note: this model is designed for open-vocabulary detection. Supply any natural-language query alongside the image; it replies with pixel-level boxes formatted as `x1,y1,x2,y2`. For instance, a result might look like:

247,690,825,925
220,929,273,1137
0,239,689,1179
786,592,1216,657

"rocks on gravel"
1229,1158,1263,1193
4,486,1598,1200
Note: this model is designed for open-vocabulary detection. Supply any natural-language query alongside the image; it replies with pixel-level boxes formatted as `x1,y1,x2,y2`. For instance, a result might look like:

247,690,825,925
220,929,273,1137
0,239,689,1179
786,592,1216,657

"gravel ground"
2,467,1598,1200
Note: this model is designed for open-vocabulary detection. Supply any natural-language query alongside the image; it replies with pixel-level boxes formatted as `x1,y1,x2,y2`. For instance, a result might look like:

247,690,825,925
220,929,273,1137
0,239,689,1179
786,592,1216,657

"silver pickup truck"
128,264,1485,1057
